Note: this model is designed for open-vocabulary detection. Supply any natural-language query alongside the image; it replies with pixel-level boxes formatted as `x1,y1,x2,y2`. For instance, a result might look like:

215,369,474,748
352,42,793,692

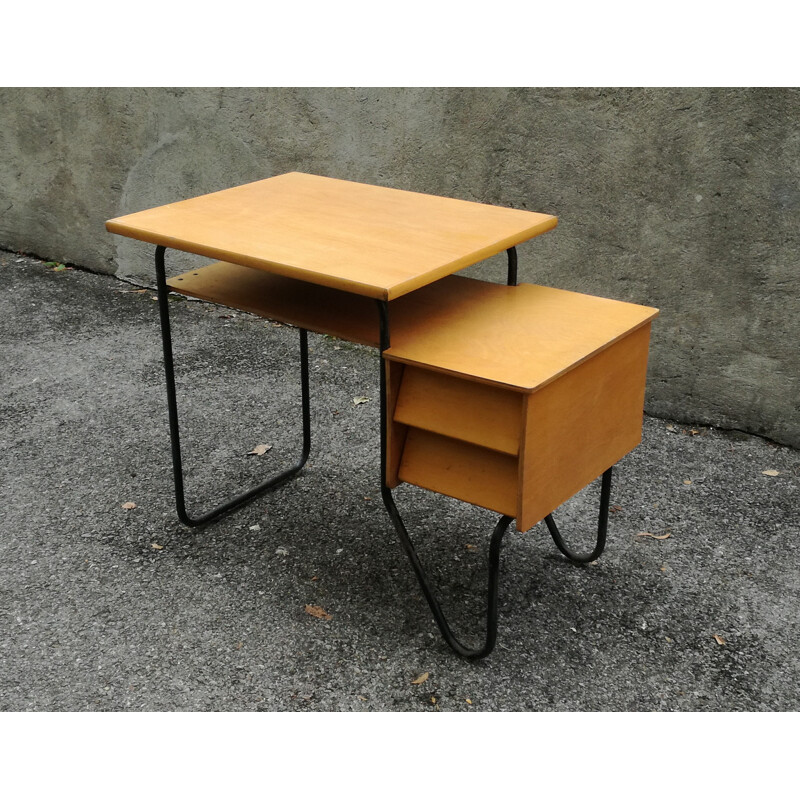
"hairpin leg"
155,245,311,527
383,489,514,660
544,467,613,563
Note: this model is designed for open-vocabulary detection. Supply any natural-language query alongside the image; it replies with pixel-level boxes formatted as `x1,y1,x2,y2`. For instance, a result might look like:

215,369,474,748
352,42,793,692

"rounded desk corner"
533,214,558,236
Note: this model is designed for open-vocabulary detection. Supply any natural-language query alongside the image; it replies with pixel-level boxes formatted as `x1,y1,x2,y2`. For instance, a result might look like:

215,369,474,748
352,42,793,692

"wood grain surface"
398,428,518,517
108,171,557,300
386,279,658,392
516,324,653,530
393,366,523,455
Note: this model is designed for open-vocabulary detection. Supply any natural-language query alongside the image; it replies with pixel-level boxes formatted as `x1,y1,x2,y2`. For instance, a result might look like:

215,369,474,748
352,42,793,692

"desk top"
106,172,557,300
386,279,659,391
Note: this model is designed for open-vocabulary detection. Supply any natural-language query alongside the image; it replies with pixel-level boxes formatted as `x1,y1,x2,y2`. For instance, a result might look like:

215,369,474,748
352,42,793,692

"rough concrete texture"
0,87,797,446
1,254,799,711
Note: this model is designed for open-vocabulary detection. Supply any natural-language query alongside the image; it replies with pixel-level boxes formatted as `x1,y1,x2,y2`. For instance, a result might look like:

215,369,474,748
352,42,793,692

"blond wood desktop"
106,172,658,659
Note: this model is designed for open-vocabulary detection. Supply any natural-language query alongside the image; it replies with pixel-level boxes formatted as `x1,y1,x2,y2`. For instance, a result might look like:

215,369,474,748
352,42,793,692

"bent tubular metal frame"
155,245,311,527
544,468,612,564
377,247,611,659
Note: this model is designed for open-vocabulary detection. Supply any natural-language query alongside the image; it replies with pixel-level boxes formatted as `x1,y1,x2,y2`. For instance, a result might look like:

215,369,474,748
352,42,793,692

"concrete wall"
1,87,798,447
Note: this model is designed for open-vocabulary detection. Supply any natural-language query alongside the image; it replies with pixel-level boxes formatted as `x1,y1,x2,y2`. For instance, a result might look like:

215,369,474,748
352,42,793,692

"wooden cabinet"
383,280,658,531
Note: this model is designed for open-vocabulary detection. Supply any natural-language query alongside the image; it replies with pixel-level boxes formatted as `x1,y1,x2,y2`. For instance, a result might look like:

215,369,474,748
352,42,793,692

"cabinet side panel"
518,323,652,531
385,360,408,488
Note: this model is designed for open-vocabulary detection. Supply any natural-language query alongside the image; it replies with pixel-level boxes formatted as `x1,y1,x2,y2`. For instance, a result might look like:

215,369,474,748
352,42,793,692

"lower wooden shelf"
166,260,382,347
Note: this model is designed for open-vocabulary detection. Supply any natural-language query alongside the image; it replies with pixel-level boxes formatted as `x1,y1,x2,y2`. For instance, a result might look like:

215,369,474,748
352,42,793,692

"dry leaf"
761,469,780,477
353,396,370,406
121,502,137,510
712,634,726,646
358,695,367,702
247,443,272,456
151,543,164,550
465,543,477,550
683,479,692,485
609,504,623,514
689,428,700,436
304,604,332,620
636,532,671,540
465,698,473,705
411,672,429,685
430,696,437,705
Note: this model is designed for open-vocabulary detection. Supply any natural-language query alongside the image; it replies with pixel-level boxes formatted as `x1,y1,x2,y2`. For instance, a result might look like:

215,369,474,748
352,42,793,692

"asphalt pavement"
1,251,798,711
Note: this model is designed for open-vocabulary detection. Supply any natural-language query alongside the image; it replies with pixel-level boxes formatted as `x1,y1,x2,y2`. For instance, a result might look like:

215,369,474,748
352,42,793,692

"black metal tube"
155,245,190,523
155,245,311,527
299,328,311,465
507,246,518,286
544,467,613,563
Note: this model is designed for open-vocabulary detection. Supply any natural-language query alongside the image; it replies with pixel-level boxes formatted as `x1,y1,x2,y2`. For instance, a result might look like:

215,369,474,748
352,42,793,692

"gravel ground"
1,251,798,712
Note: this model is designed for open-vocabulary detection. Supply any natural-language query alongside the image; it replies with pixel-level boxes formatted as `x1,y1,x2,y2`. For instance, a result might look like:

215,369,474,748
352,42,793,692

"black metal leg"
544,467,613,563
507,246,518,286
155,245,311,527
382,487,514,660
377,299,512,659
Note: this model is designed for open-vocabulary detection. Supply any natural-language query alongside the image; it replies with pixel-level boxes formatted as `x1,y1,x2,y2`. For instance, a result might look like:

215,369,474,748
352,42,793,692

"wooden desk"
106,172,657,659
